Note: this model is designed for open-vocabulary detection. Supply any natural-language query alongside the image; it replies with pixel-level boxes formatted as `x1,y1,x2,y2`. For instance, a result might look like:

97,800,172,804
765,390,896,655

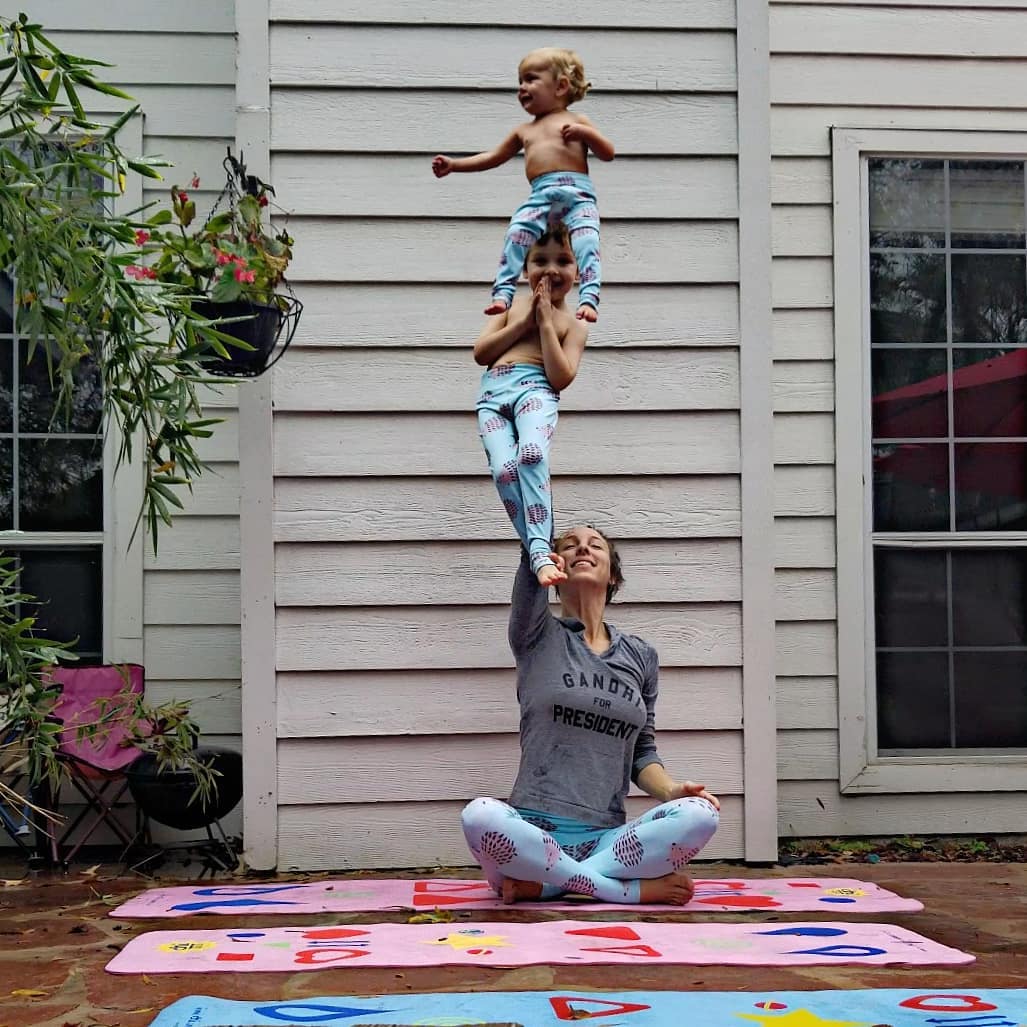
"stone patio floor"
0,859,1024,1026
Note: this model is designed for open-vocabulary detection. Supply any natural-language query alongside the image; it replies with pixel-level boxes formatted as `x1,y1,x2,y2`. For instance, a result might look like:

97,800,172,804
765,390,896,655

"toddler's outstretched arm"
432,130,522,177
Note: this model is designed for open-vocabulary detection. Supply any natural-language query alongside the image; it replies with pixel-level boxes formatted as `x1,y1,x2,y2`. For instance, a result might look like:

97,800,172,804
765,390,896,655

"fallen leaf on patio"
125,1008,154,1014
80,864,102,877
142,975,154,986
11,988,48,998
407,907,455,924
1,879,24,887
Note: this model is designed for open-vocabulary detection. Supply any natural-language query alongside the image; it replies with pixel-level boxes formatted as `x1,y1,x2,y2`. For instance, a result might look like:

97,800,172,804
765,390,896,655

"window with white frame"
868,157,1027,755
833,128,1027,794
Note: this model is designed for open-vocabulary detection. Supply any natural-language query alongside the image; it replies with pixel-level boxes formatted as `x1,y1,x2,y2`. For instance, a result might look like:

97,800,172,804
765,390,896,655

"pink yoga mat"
110,876,923,918
105,920,971,974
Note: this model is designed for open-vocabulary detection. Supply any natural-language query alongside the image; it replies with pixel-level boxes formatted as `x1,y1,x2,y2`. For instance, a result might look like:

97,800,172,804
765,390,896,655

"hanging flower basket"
192,294,303,378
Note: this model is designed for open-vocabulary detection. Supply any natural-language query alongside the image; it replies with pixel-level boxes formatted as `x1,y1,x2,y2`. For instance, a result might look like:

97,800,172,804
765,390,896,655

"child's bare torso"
519,111,590,180
491,295,575,370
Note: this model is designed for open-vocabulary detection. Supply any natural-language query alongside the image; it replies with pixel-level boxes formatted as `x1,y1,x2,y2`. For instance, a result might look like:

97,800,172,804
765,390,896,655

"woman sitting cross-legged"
461,524,720,905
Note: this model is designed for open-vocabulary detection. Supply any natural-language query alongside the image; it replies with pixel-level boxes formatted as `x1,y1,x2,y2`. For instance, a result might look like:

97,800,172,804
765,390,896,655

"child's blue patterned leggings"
476,364,559,575
461,795,720,903
492,171,601,311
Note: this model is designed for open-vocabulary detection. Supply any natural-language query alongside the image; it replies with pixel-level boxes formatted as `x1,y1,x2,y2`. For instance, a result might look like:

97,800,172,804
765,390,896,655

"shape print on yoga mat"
110,876,923,918
106,920,971,974
147,988,1027,1027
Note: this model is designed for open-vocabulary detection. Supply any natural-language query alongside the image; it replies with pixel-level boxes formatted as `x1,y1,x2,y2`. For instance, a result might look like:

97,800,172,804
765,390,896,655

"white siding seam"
237,0,279,872
737,0,779,862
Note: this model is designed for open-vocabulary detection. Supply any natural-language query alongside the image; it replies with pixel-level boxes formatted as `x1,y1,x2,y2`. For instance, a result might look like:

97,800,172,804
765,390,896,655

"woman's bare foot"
537,563,568,587
576,304,598,322
501,877,544,904
639,871,695,906
484,298,509,316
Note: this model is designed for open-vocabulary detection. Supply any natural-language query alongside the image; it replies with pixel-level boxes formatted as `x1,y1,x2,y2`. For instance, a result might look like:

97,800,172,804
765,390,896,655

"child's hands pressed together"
532,276,555,325
431,155,454,178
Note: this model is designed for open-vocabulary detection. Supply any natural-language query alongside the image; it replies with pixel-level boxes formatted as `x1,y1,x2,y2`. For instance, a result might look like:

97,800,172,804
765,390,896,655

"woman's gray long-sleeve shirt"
506,551,664,828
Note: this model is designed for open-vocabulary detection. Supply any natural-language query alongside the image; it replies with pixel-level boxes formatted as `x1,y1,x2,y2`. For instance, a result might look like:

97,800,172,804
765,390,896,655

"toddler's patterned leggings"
461,795,720,904
476,364,559,575
492,171,602,311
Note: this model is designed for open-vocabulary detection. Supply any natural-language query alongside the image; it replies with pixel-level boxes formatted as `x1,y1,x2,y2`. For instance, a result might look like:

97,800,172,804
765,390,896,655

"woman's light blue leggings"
476,364,559,575
461,795,720,903
492,171,602,311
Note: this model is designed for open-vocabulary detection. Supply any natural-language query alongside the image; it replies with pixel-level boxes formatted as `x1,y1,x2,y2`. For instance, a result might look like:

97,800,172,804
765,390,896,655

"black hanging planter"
193,294,302,378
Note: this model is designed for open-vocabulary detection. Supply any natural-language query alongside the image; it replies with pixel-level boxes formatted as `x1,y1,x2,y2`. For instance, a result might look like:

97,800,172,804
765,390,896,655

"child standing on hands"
475,225,588,586
433,47,614,323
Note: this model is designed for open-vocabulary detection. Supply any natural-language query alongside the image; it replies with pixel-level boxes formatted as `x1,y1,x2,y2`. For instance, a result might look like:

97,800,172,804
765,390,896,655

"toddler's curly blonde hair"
520,47,591,105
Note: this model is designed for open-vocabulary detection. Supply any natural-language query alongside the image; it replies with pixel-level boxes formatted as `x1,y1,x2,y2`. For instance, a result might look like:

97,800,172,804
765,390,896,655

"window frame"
833,126,1027,794
0,113,144,665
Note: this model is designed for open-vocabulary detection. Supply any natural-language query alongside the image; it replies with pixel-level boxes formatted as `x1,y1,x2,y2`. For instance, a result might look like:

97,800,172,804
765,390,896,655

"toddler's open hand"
432,155,453,178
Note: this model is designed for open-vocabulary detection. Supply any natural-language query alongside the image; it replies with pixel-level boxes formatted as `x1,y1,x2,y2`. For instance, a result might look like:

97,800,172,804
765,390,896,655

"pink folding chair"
49,664,146,864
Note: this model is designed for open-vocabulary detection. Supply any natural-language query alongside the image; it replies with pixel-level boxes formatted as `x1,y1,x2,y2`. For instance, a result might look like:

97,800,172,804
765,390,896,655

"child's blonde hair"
520,47,591,105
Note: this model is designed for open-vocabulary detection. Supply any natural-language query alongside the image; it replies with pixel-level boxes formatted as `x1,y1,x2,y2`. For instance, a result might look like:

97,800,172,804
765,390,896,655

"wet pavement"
0,859,1024,1026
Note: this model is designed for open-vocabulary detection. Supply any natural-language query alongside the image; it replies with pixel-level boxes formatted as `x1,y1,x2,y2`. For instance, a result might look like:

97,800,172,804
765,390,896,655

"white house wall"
770,0,1027,835
268,3,747,870
27,2,244,837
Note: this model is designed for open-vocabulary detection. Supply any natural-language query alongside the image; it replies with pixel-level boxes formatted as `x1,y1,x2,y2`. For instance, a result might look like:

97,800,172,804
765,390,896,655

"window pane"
869,158,945,248
0,340,11,433
0,440,11,530
950,160,1026,249
951,253,1027,345
18,438,103,531
952,549,1027,646
952,348,1027,437
16,546,102,654
954,442,1027,531
19,340,102,434
873,442,949,531
954,653,1027,748
870,252,947,344
0,272,12,334
871,348,948,438
876,652,951,748
874,548,948,647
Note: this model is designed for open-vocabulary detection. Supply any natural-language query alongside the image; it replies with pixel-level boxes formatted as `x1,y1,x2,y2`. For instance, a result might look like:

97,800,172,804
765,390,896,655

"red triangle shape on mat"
411,880,493,906
414,880,492,894
565,925,641,941
696,895,781,908
579,944,663,958
550,996,652,1020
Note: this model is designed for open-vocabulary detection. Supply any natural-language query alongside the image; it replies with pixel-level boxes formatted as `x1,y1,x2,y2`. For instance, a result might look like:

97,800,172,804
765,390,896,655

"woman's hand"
669,780,721,811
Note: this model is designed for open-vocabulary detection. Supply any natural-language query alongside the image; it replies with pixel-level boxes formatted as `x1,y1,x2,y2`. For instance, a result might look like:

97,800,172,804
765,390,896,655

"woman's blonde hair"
520,47,591,105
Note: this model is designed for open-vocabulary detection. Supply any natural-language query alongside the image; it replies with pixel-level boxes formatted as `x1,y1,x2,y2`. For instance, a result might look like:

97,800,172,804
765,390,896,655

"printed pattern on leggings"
461,795,719,904
477,364,559,574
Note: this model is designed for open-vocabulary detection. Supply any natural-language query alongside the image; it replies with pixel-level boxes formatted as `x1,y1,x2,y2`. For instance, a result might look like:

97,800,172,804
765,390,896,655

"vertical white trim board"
737,0,778,862
236,0,279,872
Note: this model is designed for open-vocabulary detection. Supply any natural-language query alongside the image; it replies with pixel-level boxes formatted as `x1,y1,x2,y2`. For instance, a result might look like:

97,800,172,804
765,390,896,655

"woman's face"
555,525,613,596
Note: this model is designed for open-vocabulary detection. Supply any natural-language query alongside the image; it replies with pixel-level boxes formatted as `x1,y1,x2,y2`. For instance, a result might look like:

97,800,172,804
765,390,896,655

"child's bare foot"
537,563,567,587
501,877,543,904
639,871,695,906
485,298,509,316
576,304,598,322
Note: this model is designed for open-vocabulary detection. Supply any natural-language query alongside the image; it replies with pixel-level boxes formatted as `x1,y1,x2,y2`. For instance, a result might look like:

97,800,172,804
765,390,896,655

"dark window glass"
951,253,1027,345
16,547,102,655
875,549,948,647
954,652,1027,748
871,348,948,438
869,158,945,248
18,438,103,531
18,340,102,435
870,252,947,344
873,442,949,531
950,160,1026,249
876,652,951,748
953,442,1027,531
952,348,1027,437
0,339,12,433
952,549,1027,646
0,440,11,529
0,272,12,334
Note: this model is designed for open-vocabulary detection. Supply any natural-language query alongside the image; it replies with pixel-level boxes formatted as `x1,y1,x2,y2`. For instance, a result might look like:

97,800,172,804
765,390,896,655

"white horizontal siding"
274,349,740,412
272,90,738,155
292,283,740,349
277,667,743,737
275,476,742,542
278,796,744,871
269,0,737,28
31,1,234,31
270,26,737,90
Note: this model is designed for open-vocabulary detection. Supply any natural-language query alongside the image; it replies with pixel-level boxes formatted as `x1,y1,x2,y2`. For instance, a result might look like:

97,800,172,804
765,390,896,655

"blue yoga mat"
150,987,1027,1025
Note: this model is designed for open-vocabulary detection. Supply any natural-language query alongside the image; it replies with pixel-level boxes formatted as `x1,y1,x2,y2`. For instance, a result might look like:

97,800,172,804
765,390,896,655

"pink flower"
189,174,201,189
134,229,150,246
125,264,157,280
214,249,233,266
258,194,269,207
231,255,246,266
177,191,189,204
234,267,255,284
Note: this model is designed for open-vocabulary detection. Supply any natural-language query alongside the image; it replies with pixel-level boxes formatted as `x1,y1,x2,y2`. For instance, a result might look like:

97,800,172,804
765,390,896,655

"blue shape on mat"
171,898,304,912
147,988,1027,1027
788,944,887,957
819,896,857,903
756,926,847,936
